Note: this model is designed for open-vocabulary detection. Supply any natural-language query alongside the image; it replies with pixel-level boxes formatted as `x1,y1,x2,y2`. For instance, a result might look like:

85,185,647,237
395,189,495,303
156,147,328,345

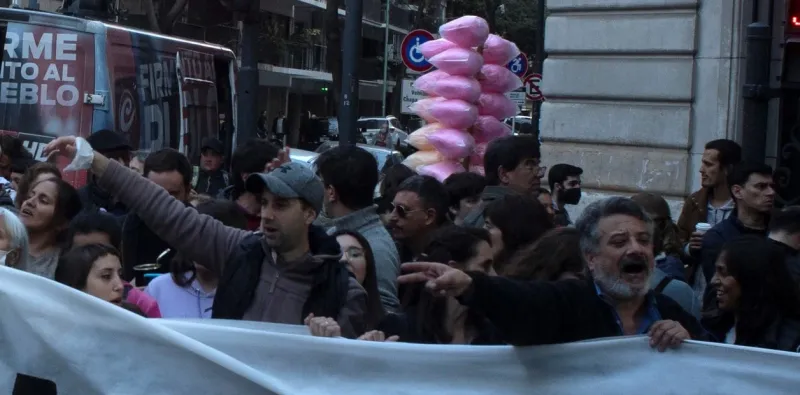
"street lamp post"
381,1,391,116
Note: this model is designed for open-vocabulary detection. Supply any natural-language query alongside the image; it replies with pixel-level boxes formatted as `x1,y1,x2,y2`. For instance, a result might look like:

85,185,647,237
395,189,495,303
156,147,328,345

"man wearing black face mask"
548,164,583,226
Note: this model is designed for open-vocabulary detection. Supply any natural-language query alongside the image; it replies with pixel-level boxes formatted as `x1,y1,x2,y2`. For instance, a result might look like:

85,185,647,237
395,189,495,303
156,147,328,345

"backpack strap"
654,276,673,294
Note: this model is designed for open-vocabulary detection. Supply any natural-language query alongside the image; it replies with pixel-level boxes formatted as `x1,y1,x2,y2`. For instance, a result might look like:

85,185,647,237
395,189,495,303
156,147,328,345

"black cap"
201,137,224,155
87,130,132,153
10,157,37,174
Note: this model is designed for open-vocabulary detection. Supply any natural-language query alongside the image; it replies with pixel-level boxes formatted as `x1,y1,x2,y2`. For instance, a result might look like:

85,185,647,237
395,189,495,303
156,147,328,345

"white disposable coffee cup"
695,222,712,234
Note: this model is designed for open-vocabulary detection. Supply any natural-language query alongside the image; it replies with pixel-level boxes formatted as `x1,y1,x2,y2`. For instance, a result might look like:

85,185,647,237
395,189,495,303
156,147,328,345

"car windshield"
357,119,385,129
389,118,402,129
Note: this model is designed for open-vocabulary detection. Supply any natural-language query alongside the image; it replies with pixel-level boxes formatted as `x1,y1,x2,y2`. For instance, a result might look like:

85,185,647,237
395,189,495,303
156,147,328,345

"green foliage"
447,0,540,60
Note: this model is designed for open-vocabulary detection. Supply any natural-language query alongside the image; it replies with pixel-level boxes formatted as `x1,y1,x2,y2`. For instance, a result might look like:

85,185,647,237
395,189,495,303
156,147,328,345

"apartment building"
25,0,414,123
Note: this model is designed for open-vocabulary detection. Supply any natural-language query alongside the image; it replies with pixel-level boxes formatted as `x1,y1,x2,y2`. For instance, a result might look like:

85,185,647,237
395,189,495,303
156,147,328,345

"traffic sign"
524,73,544,101
506,53,529,79
401,29,435,72
505,89,526,108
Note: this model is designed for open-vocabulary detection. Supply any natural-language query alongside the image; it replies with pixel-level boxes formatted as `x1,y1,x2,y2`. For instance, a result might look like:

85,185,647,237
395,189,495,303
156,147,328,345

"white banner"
1,266,799,395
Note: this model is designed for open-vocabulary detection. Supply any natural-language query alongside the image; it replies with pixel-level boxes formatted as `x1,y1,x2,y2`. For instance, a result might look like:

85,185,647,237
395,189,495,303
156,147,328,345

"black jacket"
458,273,707,346
121,201,194,281
773,240,800,284
211,226,351,321
77,180,127,218
700,213,768,284
378,304,503,345
703,312,800,352
195,169,230,197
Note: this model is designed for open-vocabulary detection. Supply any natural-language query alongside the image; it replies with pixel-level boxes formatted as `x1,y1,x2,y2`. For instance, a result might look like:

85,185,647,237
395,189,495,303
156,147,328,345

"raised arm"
96,157,247,276
398,262,578,346
44,137,248,276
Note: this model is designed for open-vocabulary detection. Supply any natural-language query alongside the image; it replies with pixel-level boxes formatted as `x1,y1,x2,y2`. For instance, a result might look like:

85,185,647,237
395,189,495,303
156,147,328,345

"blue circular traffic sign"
506,53,529,79
401,29,435,72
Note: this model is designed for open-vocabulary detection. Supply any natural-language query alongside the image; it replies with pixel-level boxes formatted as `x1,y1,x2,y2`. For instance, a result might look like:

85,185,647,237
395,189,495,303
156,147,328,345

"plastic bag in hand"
418,161,466,183
419,38,459,60
402,150,445,171
63,137,95,171
428,48,484,76
414,74,481,102
482,34,521,65
407,123,442,150
473,116,512,143
478,64,523,93
410,98,478,130
477,93,520,120
438,16,490,49
427,128,475,160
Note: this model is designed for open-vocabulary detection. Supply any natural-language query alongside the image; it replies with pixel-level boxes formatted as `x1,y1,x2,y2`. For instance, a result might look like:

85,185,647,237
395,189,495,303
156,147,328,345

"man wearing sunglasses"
388,175,450,263
462,135,545,228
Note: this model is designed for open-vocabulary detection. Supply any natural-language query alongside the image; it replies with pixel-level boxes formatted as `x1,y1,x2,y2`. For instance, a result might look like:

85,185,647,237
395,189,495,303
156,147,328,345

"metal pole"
381,1,390,116
339,0,363,146
531,0,546,138
236,17,259,145
740,22,772,164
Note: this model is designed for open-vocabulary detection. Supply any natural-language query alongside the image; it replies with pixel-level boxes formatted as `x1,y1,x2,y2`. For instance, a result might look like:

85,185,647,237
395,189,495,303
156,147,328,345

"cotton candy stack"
403,16,520,182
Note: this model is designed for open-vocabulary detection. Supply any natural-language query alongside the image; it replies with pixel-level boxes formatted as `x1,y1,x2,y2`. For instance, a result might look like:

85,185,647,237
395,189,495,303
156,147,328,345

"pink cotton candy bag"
478,64,523,93
438,16,490,49
419,39,460,59
414,74,481,102
482,34,520,65
411,98,478,130
428,48,484,76
419,161,466,182
477,93,519,119
427,128,475,160
472,116,512,143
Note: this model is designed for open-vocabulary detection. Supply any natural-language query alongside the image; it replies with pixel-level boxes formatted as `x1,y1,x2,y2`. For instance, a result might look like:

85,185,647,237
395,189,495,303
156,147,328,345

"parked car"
288,148,320,169
356,116,409,149
504,116,532,135
315,142,404,172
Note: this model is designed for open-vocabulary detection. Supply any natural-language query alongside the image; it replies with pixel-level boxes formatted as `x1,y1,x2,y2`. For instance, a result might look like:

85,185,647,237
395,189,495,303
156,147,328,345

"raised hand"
305,314,342,338
43,136,79,161
358,330,399,342
648,320,690,352
398,261,473,297
265,146,291,172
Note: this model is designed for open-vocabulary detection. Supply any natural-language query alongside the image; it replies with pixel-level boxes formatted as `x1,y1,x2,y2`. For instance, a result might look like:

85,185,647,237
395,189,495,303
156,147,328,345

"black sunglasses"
391,203,423,219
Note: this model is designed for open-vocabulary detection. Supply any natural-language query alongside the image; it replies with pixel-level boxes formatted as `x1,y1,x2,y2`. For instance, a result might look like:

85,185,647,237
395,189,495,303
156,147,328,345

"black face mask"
560,187,582,205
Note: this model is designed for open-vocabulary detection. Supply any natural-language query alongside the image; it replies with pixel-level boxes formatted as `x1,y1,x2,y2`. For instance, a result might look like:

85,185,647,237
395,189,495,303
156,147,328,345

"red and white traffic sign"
524,73,544,102
401,29,435,72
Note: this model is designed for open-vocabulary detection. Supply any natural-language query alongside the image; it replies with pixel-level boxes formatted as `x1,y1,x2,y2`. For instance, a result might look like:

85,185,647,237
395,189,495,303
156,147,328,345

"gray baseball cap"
245,163,324,214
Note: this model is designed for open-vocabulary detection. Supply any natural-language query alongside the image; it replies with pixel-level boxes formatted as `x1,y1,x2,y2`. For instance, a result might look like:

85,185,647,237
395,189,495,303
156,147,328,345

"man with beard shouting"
399,197,706,349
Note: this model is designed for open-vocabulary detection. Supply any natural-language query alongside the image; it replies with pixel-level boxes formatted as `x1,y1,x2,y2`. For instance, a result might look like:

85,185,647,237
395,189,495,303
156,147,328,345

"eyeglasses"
391,203,424,219
520,159,547,177
343,247,364,260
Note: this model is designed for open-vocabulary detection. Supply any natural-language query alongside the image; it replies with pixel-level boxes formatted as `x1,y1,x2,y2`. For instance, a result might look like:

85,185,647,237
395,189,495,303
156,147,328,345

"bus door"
175,49,219,163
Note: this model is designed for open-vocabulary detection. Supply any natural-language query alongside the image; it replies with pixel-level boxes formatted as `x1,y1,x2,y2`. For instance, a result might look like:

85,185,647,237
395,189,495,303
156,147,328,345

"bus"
0,7,237,186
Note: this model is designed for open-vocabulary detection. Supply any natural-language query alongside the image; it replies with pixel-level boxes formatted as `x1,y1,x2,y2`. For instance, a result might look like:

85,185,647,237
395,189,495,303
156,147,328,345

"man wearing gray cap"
43,137,368,338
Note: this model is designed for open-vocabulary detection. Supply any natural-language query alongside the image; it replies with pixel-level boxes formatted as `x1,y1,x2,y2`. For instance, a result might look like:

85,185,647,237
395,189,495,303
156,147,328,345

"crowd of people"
1,128,799,358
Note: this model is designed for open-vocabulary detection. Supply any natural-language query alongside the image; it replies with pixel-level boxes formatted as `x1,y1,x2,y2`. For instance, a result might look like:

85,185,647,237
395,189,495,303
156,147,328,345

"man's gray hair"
574,197,653,256
0,207,28,268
